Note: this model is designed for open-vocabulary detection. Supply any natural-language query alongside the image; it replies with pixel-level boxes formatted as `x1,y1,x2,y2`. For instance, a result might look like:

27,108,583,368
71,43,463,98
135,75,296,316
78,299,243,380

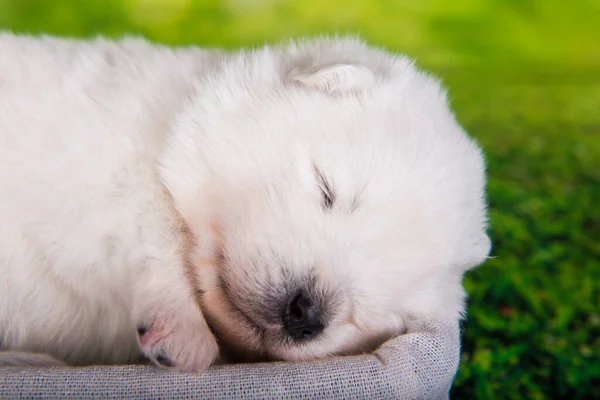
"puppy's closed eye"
313,165,335,211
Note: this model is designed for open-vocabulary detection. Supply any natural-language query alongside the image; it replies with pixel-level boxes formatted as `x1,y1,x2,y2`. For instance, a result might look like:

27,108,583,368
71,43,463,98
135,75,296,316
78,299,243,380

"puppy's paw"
136,314,219,373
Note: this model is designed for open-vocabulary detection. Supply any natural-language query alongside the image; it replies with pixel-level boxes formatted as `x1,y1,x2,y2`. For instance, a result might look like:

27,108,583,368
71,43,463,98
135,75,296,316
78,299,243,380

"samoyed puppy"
0,32,491,372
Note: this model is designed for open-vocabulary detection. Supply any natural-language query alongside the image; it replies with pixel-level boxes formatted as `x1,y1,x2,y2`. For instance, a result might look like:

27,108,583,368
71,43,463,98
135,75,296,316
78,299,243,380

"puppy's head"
159,38,491,362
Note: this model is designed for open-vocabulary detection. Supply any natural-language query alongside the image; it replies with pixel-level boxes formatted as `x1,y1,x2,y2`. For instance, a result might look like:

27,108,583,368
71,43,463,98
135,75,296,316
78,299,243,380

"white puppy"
0,33,491,372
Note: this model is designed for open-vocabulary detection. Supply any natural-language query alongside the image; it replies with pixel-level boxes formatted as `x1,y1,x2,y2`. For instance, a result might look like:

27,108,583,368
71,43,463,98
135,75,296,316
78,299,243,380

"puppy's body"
0,34,221,368
0,33,490,371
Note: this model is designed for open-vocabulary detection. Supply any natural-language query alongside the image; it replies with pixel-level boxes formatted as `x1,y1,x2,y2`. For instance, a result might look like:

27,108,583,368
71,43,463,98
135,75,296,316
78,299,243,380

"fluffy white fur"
0,32,490,372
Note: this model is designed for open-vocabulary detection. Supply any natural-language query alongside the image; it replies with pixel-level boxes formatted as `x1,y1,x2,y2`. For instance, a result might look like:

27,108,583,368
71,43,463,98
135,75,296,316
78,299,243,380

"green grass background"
1,0,598,398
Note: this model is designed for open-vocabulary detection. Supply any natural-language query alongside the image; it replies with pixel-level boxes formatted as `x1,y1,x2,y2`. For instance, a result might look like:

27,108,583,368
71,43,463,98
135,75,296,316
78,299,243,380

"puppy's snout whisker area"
282,291,324,340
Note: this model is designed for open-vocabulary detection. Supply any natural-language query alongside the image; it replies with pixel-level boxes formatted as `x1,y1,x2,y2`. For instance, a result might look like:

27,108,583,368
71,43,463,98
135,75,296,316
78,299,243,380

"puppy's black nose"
283,292,324,340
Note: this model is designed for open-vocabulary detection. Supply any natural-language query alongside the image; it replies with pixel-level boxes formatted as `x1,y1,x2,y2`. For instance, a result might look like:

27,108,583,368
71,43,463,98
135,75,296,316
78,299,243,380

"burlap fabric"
0,319,460,399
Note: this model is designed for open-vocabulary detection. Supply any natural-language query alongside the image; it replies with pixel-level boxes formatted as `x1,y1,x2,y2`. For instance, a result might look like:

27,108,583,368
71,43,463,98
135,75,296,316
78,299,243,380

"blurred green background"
1,0,598,398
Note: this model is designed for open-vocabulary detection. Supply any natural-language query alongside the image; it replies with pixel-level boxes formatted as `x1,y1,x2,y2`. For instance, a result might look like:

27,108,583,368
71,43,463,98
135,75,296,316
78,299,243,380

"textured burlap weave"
0,319,459,399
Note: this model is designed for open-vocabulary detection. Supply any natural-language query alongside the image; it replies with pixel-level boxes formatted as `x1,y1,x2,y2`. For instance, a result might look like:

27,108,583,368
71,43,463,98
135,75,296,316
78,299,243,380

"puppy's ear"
290,64,376,94
458,233,492,272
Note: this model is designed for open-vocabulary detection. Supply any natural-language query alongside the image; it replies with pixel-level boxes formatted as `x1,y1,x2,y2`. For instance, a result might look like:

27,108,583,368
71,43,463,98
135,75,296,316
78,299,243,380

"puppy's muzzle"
282,291,324,340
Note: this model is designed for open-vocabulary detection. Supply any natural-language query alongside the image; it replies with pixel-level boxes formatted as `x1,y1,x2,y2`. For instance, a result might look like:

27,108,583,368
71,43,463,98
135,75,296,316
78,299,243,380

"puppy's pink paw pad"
137,324,163,347
135,320,218,373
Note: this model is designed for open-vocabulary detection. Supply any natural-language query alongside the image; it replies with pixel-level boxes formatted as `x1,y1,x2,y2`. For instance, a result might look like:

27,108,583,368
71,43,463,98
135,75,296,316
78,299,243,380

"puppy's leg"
132,258,219,373
0,351,67,367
